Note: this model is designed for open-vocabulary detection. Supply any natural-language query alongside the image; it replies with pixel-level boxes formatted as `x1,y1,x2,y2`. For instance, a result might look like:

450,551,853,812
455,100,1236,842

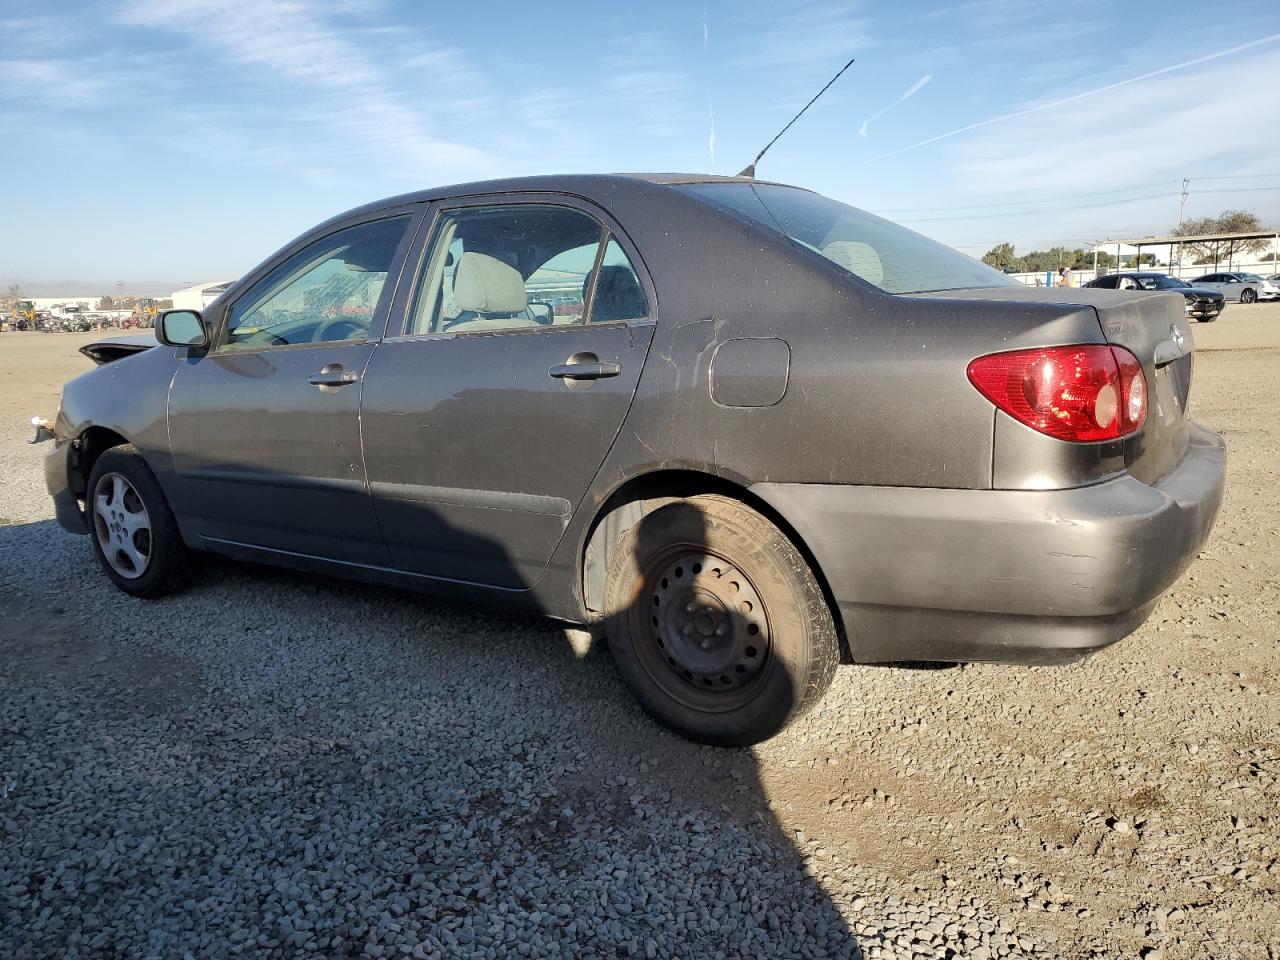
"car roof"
318,173,803,230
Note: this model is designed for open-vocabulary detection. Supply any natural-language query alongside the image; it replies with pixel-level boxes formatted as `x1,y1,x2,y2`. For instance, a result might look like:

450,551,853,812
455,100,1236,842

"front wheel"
1240,288,1257,304
86,445,189,597
602,495,839,746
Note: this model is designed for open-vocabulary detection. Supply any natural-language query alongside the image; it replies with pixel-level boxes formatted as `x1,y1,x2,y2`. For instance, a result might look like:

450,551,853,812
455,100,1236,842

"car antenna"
737,56,856,178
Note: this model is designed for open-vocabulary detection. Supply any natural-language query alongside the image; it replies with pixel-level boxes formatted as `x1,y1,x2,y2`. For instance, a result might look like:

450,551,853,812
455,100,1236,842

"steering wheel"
313,315,366,343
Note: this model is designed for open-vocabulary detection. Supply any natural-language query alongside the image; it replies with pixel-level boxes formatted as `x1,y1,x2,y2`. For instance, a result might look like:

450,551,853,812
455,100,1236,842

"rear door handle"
549,356,622,380
308,364,359,387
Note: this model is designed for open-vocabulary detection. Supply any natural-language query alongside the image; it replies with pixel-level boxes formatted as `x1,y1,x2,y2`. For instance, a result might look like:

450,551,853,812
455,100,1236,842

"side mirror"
157,309,208,348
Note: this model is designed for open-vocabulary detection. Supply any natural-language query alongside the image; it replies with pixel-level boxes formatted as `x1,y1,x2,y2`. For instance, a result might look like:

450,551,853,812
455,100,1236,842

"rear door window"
402,204,648,335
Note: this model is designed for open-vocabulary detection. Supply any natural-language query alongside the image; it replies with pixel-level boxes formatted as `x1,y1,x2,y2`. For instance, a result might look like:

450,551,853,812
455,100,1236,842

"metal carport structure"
1098,230,1280,279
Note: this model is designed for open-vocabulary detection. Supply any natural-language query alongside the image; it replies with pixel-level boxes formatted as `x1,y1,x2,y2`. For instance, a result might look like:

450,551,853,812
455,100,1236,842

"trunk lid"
922,286,1192,484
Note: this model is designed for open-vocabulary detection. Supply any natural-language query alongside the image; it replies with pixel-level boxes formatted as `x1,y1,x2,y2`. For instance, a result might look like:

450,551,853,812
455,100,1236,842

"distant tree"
981,242,1019,271
1174,211,1271,266
1017,247,1084,272
1093,250,1117,269
1133,253,1159,267
97,295,115,311
157,298,173,309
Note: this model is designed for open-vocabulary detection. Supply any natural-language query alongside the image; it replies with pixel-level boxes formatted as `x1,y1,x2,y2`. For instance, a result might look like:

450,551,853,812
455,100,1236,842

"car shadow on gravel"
0,510,863,959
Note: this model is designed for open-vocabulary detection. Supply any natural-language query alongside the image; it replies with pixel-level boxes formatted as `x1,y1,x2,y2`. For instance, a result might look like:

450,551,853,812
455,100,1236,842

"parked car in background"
1189,272,1278,303
38,173,1226,746
1084,272,1224,322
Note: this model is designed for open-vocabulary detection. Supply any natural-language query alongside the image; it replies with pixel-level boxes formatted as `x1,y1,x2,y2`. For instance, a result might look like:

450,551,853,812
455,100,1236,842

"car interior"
410,205,647,336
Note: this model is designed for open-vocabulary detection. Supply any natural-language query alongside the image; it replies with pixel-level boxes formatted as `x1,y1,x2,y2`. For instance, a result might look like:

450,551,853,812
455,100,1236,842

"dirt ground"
1,303,1278,958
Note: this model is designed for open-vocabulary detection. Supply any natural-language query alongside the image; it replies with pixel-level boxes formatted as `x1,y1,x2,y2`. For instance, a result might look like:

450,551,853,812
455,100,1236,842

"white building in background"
28,297,96,312
171,281,235,311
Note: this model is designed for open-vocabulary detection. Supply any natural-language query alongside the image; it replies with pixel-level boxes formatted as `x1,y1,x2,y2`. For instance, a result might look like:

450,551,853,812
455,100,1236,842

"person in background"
1057,267,1073,288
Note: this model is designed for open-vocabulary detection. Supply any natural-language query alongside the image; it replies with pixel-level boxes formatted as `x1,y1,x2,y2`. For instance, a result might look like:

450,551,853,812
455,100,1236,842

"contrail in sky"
859,74,932,136
708,104,716,167
872,33,1280,160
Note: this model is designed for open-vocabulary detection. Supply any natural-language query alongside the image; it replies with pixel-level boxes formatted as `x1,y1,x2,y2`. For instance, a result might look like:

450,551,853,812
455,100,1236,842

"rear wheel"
602,495,838,746
1241,288,1257,304
87,445,189,597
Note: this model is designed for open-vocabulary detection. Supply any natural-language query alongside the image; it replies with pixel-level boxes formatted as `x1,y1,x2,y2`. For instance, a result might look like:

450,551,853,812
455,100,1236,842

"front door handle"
549,353,622,381
308,363,359,388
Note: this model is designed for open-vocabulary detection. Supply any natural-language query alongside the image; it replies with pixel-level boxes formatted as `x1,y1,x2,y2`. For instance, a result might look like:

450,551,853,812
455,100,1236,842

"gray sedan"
39,174,1226,745
1189,271,1279,303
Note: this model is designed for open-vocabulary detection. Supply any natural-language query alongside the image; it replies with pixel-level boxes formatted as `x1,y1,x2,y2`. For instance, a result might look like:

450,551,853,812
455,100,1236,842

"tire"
1241,288,1257,304
86,444,189,598
602,494,838,746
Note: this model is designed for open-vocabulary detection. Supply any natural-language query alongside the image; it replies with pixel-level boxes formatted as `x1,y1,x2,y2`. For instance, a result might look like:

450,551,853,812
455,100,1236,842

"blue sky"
2,0,1279,295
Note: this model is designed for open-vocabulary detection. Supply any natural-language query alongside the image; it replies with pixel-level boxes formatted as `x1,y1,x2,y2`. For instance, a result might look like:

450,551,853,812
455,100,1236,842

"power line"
894,187,1280,225
874,180,1183,215
1187,174,1280,181
897,193,1180,223
877,178,1280,218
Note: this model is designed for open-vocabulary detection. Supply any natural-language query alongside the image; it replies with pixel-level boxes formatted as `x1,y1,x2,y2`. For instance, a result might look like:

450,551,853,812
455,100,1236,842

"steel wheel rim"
92,472,152,579
634,548,774,711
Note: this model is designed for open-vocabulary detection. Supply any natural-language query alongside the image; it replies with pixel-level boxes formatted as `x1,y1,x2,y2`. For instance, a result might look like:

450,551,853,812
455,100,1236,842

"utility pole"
1174,178,1191,272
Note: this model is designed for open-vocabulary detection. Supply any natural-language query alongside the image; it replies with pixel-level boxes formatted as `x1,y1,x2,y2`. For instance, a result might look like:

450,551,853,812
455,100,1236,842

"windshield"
1135,275,1189,290
679,183,1018,295
1239,273,1263,282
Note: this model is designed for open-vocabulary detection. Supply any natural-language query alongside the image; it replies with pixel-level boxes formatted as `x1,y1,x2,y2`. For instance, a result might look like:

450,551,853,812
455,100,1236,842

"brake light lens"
967,345,1147,442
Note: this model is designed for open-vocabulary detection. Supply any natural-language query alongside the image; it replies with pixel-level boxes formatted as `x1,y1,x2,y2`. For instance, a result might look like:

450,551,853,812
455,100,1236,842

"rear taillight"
967,344,1147,442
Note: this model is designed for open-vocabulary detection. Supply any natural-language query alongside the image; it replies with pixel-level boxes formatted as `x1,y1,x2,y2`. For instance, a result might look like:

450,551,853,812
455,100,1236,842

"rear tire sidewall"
603,497,837,747
86,446,186,598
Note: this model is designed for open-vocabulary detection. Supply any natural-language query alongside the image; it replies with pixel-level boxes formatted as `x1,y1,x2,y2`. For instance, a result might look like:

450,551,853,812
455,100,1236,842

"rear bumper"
44,437,87,534
751,422,1226,664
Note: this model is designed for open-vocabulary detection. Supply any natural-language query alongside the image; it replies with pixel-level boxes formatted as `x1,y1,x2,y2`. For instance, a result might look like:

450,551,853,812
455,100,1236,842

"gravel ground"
2,307,1278,959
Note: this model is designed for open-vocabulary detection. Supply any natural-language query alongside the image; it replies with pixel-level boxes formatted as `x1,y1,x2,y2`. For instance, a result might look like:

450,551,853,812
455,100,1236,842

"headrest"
591,266,647,322
821,240,883,286
453,252,527,314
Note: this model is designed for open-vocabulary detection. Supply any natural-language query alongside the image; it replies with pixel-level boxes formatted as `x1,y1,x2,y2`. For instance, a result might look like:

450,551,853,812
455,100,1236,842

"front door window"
222,216,411,351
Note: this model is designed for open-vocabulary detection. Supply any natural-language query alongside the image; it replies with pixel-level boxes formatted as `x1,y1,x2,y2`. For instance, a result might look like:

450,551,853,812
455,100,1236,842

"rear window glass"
679,183,1017,295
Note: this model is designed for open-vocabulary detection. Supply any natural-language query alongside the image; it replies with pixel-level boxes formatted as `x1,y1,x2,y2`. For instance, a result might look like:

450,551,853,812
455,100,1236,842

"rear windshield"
679,183,1018,295
1135,275,1189,290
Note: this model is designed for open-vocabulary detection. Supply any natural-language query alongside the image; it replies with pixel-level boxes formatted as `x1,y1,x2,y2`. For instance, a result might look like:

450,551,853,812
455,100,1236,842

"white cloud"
732,0,872,87
116,0,499,180
908,48,1280,248
875,33,1280,160
0,58,114,109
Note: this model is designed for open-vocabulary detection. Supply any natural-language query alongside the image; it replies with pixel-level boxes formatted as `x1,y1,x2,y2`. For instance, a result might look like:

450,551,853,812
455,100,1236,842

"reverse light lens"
967,344,1147,442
